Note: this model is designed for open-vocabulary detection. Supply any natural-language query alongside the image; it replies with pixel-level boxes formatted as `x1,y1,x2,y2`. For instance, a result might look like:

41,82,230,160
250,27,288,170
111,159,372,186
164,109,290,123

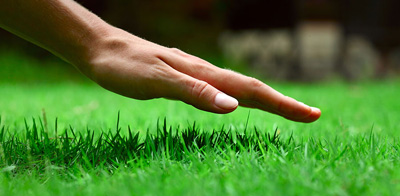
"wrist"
66,22,117,79
79,26,149,82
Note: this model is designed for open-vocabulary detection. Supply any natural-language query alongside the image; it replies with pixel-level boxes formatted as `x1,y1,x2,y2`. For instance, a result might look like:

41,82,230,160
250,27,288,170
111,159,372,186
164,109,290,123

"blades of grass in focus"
0,116,285,174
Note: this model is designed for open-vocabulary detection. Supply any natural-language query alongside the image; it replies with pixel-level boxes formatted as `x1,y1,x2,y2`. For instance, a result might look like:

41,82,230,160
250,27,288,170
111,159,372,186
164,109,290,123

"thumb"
173,76,238,114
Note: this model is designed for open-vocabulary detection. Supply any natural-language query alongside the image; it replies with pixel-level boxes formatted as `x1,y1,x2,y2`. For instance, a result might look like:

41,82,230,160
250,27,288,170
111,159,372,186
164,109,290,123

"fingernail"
215,93,238,110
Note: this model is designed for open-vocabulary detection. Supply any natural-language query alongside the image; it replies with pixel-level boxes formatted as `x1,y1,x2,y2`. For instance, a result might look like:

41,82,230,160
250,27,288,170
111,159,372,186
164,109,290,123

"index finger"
205,69,321,122
160,49,321,123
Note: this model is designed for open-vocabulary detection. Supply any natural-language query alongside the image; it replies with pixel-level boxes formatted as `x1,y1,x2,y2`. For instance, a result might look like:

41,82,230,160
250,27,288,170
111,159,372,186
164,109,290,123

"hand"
87,28,321,123
0,0,320,123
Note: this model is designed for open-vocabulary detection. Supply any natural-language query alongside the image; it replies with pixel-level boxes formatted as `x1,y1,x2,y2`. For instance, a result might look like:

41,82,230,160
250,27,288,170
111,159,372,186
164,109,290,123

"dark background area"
2,0,400,56
1,0,400,79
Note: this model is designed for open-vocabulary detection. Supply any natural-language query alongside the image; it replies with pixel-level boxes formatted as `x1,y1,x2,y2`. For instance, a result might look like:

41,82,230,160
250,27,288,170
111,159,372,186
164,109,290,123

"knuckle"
190,80,210,98
247,78,264,100
277,99,285,112
170,47,183,54
170,47,193,58
249,78,264,88
191,62,207,73
192,61,216,74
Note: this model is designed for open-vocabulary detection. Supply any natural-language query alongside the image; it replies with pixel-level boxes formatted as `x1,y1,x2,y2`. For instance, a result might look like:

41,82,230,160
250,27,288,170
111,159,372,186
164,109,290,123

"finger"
160,49,321,122
299,107,321,123
247,89,320,122
242,97,321,122
164,69,239,114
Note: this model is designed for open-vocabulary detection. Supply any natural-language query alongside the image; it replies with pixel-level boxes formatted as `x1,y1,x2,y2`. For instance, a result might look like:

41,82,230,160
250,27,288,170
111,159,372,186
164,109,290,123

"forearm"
0,0,321,122
0,0,112,76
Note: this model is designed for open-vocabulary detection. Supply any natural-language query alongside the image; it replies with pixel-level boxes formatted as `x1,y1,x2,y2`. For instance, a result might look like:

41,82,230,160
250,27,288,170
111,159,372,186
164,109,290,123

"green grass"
1,51,400,195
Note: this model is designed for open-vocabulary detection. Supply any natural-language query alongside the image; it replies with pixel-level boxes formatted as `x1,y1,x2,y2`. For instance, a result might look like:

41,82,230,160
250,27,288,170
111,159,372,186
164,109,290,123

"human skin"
0,0,321,122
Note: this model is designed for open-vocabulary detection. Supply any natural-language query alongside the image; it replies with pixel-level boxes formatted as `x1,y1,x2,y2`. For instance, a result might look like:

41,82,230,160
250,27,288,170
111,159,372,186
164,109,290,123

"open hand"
87,28,321,123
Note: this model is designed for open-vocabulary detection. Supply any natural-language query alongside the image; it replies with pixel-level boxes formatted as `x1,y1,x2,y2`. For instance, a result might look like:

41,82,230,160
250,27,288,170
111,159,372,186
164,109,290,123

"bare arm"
0,0,321,122
0,0,108,75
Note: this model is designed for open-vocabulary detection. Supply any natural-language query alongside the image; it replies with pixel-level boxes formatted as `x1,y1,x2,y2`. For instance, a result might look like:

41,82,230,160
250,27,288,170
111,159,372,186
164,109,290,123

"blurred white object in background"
219,30,294,80
296,22,342,81
342,36,378,80
388,48,400,76
219,22,382,81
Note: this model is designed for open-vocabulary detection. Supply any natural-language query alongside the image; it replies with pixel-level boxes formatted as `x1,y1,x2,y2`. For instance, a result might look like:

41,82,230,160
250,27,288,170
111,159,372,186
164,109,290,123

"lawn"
1,51,400,195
